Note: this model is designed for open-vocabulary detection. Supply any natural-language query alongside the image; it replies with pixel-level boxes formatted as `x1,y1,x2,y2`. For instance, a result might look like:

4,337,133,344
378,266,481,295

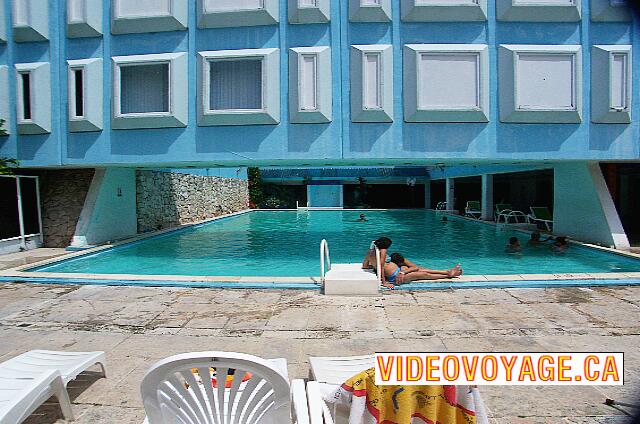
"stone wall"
40,169,95,247
136,171,249,232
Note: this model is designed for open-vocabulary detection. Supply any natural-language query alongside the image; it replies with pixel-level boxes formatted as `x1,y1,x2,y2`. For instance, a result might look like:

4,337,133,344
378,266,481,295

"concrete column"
424,181,431,209
481,174,494,221
446,178,455,210
554,162,630,249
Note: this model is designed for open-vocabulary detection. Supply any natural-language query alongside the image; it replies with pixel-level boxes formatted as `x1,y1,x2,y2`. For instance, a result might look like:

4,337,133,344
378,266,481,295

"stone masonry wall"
40,169,95,247
136,171,249,233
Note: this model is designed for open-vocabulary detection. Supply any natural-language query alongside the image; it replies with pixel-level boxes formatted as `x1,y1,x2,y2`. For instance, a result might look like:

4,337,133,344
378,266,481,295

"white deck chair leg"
51,376,75,421
98,361,108,378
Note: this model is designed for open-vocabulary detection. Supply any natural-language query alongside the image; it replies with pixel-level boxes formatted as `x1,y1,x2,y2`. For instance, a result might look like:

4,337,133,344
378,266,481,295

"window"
12,0,48,41
591,45,631,123
199,0,278,27
15,62,51,134
67,0,102,37
351,45,393,122
67,0,85,23
0,66,8,135
363,53,382,110
289,46,331,123
199,49,280,126
404,44,488,122
19,72,32,121
591,0,631,21
497,0,581,21
350,0,391,21
119,63,170,115
112,53,187,129
111,0,187,34
299,55,318,111
289,0,330,23
419,54,479,109
68,58,103,132
516,54,575,110
499,45,582,123
403,0,487,21
209,60,263,111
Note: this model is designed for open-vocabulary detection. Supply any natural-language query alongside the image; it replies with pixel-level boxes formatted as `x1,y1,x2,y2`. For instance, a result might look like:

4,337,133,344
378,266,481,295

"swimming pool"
29,210,640,277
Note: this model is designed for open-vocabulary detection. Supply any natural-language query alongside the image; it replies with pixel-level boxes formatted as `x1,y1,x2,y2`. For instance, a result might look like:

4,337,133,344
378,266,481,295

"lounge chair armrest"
291,379,310,424
307,381,334,424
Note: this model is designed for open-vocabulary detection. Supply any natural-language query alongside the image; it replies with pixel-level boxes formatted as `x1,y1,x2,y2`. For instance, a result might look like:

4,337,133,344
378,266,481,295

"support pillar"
481,174,494,221
424,181,431,209
445,178,455,211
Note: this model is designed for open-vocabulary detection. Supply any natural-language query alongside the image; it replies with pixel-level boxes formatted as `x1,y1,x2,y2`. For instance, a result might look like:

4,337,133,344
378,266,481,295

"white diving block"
323,264,380,296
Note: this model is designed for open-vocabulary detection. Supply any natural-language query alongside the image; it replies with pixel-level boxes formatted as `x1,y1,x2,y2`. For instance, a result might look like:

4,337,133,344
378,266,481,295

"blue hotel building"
0,0,638,251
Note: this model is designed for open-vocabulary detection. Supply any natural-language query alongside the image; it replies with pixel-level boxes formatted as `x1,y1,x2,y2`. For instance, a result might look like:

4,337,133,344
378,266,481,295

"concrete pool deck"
1,280,639,423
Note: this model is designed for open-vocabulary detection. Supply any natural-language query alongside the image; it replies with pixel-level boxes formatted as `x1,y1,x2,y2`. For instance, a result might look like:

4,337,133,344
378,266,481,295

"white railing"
373,243,382,285
320,239,331,282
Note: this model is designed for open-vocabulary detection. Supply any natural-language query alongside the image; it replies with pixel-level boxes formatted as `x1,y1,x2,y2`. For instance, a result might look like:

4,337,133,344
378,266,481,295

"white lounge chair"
464,201,482,219
307,355,489,424
495,203,527,224
0,350,108,423
528,206,553,231
141,351,309,424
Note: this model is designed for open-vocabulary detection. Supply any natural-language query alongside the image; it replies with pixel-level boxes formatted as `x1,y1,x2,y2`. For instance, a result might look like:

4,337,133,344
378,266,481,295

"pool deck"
1,281,639,423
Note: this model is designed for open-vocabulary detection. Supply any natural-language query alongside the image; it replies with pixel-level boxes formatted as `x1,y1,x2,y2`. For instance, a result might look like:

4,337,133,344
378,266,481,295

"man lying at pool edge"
383,253,463,289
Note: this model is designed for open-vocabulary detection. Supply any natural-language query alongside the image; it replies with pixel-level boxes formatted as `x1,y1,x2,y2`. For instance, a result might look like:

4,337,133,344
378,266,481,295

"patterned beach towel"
325,368,483,424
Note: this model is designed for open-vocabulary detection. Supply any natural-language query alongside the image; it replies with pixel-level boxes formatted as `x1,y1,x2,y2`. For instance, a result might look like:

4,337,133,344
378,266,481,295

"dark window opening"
21,73,31,120
344,184,425,209
74,69,84,117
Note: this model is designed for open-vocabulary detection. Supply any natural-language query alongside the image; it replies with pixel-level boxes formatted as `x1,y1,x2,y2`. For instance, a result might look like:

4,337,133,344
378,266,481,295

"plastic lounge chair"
528,206,553,231
141,351,309,424
464,201,482,219
494,203,512,222
306,355,489,424
495,204,527,224
0,350,107,423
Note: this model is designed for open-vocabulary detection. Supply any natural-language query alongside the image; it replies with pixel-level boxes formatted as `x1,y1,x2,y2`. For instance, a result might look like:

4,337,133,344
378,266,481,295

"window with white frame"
591,45,631,123
404,44,488,122
403,0,487,21
497,0,581,21
12,0,49,41
418,53,480,110
361,0,381,5
67,0,102,38
111,0,187,34
15,62,51,134
299,0,317,7
499,45,581,123
198,49,280,126
289,46,331,123
112,53,187,129
610,53,628,110
516,54,576,110
209,59,263,111
289,0,329,23
68,58,103,131
362,52,382,110
118,63,170,115
351,45,393,122
350,0,391,21
199,0,278,27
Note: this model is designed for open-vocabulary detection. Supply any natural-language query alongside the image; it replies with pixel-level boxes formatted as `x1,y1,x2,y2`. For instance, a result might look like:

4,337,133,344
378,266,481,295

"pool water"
32,210,640,277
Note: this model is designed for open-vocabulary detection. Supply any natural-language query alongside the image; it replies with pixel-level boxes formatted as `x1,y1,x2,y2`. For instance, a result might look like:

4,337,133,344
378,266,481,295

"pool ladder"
320,239,381,295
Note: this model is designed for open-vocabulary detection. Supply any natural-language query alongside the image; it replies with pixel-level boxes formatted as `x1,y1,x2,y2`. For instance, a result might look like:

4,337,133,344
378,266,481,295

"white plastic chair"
464,201,482,219
141,351,309,424
0,350,108,423
306,355,489,424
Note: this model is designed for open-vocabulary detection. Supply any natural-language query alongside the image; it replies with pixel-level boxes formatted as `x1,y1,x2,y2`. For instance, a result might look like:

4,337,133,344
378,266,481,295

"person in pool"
357,213,368,222
362,237,392,285
527,231,552,246
384,253,463,287
551,236,569,253
505,236,522,254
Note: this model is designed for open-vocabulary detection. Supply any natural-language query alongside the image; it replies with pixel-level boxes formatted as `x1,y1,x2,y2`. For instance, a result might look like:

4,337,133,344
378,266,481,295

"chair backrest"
495,203,511,213
530,206,552,220
466,201,480,211
141,352,292,424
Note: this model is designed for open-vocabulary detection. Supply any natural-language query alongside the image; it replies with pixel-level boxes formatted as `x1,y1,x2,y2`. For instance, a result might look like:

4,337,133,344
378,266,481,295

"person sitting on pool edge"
527,231,552,246
384,253,462,288
505,236,522,254
362,237,392,275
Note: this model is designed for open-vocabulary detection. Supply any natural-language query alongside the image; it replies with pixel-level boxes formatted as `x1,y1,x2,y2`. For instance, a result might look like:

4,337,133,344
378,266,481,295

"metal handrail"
374,244,382,285
320,239,331,282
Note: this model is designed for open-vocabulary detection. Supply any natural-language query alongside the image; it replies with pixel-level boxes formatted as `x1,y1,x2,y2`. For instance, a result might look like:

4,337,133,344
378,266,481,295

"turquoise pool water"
31,210,640,277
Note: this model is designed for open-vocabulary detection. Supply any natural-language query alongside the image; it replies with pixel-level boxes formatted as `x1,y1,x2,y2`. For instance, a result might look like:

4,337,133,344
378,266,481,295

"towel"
325,368,487,424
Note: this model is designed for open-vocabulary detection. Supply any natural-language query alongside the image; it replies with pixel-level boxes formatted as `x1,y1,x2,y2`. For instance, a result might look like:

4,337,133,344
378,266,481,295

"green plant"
0,119,18,175
247,167,266,207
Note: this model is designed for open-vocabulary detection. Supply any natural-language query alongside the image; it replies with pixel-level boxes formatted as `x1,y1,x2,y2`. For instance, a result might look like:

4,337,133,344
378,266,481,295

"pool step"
323,263,380,295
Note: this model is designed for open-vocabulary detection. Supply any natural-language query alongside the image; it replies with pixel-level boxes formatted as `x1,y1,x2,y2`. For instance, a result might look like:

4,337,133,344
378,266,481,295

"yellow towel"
327,368,477,424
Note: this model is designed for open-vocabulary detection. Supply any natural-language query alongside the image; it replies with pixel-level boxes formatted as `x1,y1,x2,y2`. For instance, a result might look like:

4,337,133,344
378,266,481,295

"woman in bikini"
386,253,463,286
362,237,394,288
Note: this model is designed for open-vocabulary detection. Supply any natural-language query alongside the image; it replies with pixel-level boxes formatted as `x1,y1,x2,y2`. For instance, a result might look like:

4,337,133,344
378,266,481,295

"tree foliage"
0,119,19,175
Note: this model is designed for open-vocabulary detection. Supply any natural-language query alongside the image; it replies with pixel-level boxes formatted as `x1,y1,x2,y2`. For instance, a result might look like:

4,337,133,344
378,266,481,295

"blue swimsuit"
387,266,401,283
